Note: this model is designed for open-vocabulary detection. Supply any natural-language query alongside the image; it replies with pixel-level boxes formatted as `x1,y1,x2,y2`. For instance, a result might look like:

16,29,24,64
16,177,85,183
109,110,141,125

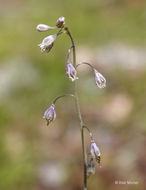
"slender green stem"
83,125,93,140
64,27,87,190
67,46,73,62
76,62,95,72
53,94,75,104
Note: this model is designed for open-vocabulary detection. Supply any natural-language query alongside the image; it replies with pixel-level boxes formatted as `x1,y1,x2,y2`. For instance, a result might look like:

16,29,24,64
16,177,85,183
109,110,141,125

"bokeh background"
0,0,146,190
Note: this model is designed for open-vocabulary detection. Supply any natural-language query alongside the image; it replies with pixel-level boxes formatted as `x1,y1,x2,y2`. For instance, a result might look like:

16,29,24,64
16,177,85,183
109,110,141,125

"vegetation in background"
0,0,146,189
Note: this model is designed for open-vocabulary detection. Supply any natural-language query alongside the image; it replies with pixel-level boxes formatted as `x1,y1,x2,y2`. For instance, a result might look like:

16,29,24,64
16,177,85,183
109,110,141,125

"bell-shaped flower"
36,24,55,32
87,158,96,177
38,34,57,53
43,104,56,126
94,69,106,88
56,16,65,28
66,61,78,82
90,140,101,164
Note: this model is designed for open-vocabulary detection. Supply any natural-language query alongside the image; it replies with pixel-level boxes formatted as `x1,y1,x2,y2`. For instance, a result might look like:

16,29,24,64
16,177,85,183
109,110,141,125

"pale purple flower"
56,16,65,28
43,104,56,126
87,158,96,177
38,34,57,53
94,69,106,88
66,62,78,82
90,141,101,164
36,24,52,32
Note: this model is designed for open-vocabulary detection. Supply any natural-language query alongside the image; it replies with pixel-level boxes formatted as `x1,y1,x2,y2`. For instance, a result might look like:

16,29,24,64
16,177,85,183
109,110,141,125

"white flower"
36,24,50,32
38,34,57,53
94,69,106,88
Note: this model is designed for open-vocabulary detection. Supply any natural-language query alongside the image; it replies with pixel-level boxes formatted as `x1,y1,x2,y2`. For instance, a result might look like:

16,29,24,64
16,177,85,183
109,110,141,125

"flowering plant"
36,16,106,190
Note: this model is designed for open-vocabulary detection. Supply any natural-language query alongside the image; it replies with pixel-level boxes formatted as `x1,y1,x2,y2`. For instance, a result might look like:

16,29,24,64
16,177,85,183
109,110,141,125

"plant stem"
64,27,87,190
76,62,95,71
53,94,75,104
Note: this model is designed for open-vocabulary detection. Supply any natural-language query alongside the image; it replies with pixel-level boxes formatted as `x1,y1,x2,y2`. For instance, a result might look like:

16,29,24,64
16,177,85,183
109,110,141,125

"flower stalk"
37,17,106,190
53,94,75,104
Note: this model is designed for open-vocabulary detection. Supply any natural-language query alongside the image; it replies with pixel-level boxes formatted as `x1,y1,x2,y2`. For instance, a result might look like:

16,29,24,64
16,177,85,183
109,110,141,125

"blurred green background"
0,0,146,190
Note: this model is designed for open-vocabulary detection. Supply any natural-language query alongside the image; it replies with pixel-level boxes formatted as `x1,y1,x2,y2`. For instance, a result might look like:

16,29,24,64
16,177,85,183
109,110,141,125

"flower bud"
56,16,65,28
38,34,57,53
66,62,78,82
43,104,56,126
36,24,51,32
94,69,106,88
90,140,101,164
87,158,96,177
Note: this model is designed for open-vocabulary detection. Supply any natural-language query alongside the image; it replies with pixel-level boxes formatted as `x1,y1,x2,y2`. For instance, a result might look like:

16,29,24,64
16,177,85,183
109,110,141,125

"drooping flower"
90,140,101,164
94,69,106,88
36,24,54,32
66,61,78,82
56,16,65,28
43,104,56,126
38,34,57,53
87,158,96,177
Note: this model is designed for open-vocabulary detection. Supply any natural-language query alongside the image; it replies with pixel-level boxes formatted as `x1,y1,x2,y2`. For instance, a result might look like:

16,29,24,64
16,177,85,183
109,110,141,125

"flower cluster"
36,16,65,53
37,17,107,183
36,17,106,87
